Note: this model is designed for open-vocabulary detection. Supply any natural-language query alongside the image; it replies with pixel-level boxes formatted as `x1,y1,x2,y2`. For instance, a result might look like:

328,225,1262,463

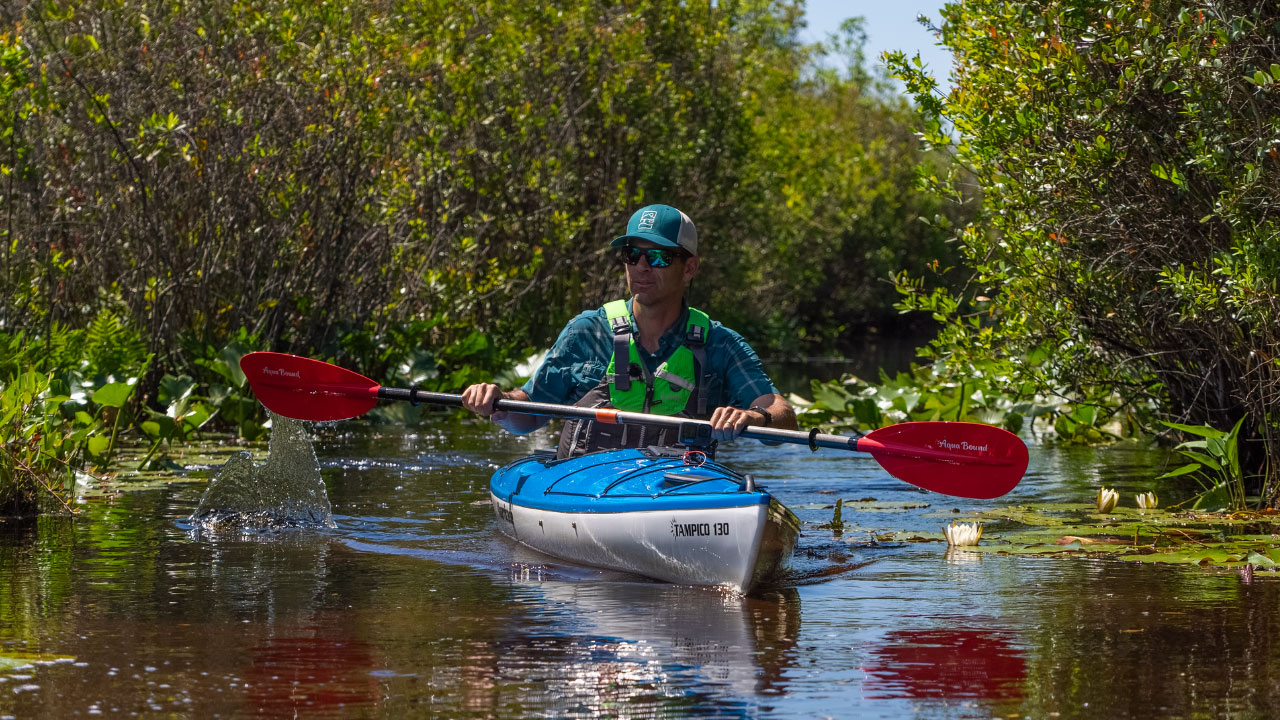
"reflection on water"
769,336,927,396
3,422,1280,718
862,625,1027,701
509,581,801,712
244,624,381,715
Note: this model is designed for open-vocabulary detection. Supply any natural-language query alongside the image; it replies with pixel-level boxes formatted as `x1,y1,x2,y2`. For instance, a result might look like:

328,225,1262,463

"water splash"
190,413,335,532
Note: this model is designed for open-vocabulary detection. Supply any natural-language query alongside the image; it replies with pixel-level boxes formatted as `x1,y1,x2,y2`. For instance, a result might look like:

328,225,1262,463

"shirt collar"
626,298,690,358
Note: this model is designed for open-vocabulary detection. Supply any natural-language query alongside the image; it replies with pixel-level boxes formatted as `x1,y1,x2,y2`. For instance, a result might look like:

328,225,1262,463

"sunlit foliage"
889,0,1280,499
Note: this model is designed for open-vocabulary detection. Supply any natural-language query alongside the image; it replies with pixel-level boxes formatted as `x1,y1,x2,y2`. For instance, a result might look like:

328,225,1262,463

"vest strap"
685,308,710,416
689,343,708,416
607,303,633,392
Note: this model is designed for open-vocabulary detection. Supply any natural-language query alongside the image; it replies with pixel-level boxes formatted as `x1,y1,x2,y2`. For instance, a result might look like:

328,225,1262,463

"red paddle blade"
240,352,381,421
858,422,1028,499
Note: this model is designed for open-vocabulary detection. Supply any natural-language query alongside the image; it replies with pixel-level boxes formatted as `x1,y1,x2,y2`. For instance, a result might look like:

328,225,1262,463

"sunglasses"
620,246,687,269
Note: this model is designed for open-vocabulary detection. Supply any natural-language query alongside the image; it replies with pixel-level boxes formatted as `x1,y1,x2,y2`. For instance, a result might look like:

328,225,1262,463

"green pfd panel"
603,299,709,415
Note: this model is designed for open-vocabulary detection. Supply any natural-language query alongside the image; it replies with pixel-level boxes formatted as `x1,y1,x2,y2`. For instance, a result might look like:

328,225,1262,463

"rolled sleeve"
708,324,779,409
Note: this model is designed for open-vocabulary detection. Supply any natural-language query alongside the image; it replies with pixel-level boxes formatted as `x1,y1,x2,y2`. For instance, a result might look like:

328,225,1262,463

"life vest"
556,301,712,459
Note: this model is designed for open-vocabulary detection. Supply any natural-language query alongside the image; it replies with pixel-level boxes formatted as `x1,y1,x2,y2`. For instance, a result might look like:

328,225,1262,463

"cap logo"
637,210,658,232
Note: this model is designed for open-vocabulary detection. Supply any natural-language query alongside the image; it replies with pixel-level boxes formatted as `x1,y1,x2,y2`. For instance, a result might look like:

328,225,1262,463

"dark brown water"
1,420,1277,719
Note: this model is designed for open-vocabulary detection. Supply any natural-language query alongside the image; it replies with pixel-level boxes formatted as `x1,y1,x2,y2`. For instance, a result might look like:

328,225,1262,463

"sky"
800,1,952,85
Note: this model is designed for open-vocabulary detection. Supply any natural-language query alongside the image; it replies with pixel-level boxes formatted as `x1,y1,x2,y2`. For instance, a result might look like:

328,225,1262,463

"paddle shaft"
370,385,1015,466
238,352,1029,498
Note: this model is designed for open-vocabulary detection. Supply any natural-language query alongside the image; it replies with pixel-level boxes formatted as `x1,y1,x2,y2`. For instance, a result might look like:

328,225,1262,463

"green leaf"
1155,462,1202,479
92,381,135,408
159,374,197,405
1246,551,1277,567
87,435,110,457
1193,484,1232,511
1175,449,1222,473
219,344,249,388
180,402,212,430
1161,421,1227,439
145,412,177,438
810,381,853,410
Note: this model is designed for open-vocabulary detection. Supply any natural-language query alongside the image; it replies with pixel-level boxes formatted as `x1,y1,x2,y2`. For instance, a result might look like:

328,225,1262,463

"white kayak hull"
491,492,798,591
488,448,800,592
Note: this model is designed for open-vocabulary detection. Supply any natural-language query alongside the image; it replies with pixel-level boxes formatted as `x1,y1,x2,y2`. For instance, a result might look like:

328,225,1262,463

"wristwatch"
748,405,773,426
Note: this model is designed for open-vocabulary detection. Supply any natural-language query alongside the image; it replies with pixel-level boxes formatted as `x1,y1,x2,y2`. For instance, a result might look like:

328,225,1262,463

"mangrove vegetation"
2,0,1279,514
1,0,965,513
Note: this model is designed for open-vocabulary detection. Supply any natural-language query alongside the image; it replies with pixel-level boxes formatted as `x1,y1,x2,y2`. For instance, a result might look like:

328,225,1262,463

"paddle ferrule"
378,387,461,407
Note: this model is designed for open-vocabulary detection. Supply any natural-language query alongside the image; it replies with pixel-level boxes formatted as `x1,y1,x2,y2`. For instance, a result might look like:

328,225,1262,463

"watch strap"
748,405,773,426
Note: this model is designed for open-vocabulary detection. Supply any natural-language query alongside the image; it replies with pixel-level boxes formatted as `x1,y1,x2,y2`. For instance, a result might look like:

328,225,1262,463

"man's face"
624,240,700,307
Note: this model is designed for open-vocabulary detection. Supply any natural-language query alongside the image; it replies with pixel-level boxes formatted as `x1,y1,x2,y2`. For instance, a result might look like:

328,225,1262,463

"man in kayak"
461,204,796,458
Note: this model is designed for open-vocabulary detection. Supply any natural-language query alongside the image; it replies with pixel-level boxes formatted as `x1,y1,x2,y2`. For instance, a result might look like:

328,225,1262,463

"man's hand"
707,393,797,442
708,405,766,442
460,384,544,434
461,383,506,418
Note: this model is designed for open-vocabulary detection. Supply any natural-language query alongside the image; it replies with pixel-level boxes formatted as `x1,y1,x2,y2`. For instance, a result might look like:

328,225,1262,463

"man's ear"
682,255,701,285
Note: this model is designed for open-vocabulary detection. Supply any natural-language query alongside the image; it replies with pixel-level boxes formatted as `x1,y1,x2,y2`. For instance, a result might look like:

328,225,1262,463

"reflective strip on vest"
653,368,694,392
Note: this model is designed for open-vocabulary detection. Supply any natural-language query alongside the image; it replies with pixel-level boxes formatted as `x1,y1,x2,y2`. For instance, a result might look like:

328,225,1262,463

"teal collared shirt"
521,300,779,410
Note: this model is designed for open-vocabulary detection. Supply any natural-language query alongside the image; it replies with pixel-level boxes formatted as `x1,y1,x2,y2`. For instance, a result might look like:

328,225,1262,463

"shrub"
889,0,1280,498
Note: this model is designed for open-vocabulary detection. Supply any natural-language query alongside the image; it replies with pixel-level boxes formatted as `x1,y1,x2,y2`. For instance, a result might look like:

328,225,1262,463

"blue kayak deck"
491,448,773,514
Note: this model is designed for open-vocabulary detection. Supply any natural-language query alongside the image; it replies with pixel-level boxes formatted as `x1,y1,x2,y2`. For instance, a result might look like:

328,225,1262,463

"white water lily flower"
944,521,983,547
1096,487,1119,513
1136,491,1159,510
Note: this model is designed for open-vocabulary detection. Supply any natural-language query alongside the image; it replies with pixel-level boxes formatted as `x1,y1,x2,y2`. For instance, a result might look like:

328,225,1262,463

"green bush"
0,315,270,514
888,0,1280,498
2,1,962,368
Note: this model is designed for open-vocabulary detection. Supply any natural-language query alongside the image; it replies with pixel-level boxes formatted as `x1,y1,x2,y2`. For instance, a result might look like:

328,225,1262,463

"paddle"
240,352,1028,499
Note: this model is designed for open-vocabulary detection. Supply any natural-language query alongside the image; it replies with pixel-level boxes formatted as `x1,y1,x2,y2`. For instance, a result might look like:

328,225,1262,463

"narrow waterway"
1,420,1276,719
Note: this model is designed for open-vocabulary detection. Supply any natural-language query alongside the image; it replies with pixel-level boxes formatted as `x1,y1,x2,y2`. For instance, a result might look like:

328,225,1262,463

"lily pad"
794,500,931,513
922,503,1280,572
0,652,75,672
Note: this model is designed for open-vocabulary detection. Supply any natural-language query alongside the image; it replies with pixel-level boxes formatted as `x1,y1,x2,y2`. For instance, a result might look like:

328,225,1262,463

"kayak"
489,447,801,592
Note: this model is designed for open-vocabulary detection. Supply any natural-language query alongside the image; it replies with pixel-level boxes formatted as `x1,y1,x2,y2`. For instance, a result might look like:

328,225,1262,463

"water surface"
1,421,1276,719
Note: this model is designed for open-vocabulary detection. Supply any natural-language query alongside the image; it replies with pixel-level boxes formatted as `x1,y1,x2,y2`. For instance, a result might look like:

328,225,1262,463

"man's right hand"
460,385,545,435
461,383,507,418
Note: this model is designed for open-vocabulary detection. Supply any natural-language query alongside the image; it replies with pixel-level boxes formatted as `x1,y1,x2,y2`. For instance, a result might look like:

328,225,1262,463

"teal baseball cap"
609,204,698,256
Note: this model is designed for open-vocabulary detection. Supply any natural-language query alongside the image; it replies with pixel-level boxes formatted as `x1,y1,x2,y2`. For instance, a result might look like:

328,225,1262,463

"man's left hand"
708,406,768,442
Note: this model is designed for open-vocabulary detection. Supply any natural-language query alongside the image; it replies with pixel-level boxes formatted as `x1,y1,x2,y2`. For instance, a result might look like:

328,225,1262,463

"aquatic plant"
0,371,74,514
944,522,982,547
829,499,844,537
951,502,1280,572
794,361,1146,444
0,319,275,515
1135,492,1159,510
0,316,153,513
1095,488,1118,514
1156,419,1252,510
